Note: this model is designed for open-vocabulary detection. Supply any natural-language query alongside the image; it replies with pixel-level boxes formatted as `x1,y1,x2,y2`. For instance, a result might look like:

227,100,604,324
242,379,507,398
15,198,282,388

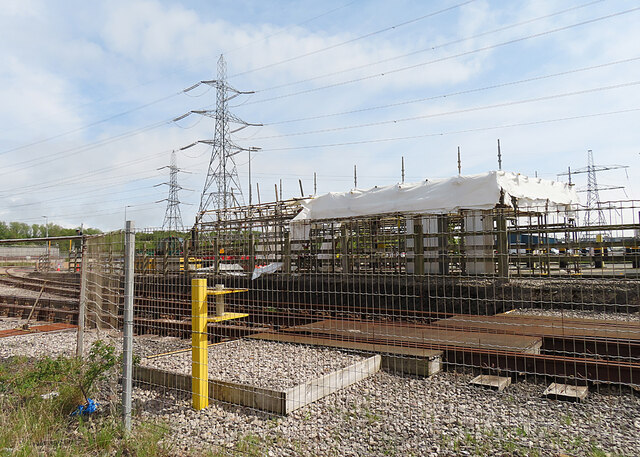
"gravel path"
142,339,367,390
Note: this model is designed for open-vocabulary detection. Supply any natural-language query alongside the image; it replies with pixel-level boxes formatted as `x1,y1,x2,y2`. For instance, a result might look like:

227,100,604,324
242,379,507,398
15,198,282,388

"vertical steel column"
122,221,135,432
192,278,209,410
76,236,87,358
413,217,425,276
215,283,225,317
496,211,509,280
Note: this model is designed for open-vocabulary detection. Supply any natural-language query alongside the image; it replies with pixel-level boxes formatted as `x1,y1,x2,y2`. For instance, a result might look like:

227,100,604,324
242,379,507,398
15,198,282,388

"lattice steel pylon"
181,55,261,221
584,149,607,228
157,150,185,232
558,149,628,237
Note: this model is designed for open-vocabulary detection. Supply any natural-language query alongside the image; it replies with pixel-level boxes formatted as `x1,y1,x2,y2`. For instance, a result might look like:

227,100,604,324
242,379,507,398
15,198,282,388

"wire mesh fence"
1,199,639,455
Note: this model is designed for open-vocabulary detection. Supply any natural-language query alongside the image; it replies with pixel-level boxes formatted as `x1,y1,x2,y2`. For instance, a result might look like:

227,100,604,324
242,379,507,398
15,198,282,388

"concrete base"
543,383,588,402
470,374,511,391
381,354,441,377
135,354,381,415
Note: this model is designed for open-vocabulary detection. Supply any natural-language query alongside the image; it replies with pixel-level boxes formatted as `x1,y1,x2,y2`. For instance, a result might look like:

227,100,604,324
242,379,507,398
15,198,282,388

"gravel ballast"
141,339,367,390
510,307,640,322
1,323,638,456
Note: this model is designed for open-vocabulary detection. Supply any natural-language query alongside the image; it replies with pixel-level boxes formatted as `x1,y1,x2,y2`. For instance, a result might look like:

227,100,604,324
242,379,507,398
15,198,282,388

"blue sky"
0,0,638,231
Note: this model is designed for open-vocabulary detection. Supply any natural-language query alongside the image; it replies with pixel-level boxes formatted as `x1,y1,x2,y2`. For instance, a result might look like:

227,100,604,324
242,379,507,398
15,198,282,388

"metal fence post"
76,236,87,358
122,221,135,432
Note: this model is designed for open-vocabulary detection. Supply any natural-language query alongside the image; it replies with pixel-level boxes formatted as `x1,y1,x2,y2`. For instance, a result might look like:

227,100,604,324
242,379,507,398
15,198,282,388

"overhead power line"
264,56,640,126
257,0,604,93
241,6,640,107
228,0,477,79
252,80,640,140
256,107,640,153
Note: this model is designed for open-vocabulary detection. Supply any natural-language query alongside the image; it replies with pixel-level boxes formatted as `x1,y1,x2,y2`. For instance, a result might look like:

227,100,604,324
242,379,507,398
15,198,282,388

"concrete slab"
134,353,381,415
470,374,511,391
543,382,588,402
381,354,441,377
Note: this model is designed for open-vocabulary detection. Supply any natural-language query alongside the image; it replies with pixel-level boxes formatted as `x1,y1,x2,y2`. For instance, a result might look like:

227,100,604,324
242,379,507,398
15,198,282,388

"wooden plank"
285,355,380,414
287,319,542,353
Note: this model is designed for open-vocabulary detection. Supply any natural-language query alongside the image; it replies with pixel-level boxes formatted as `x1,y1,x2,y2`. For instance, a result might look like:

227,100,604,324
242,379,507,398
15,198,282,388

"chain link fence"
2,198,639,456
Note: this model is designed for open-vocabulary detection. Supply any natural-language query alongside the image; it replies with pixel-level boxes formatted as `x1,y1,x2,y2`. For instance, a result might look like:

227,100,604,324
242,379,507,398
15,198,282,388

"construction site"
1,167,639,456
2,3,640,454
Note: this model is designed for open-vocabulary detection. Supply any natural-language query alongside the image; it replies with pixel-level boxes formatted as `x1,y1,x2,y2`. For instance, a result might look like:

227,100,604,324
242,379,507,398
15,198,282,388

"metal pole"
497,139,502,171
401,156,405,183
76,236,87,358
457,147,461,175
314,172,317,195
354,165,357,188
192,278,209,410
122,220,135,432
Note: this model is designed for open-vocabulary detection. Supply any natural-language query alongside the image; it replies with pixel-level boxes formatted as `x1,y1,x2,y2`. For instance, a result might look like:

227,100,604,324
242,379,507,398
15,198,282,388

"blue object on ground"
71,399,98,416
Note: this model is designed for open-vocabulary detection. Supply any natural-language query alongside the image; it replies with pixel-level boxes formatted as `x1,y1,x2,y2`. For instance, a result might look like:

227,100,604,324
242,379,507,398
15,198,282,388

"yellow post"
191,278,209,410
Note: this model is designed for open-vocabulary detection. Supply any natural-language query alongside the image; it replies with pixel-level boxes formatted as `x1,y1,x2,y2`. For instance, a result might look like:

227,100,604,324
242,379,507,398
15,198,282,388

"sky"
0,0,638,231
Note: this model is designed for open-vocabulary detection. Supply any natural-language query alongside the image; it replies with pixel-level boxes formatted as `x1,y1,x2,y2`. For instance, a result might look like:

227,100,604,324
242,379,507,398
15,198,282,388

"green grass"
0,343,174,457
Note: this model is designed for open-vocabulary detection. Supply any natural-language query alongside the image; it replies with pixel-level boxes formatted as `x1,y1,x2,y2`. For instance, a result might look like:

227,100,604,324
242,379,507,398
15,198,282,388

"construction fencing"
8,199,637,455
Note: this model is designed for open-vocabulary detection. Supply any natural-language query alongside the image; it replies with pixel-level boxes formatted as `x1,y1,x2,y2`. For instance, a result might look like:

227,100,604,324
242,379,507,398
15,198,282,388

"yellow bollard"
191,278,209,410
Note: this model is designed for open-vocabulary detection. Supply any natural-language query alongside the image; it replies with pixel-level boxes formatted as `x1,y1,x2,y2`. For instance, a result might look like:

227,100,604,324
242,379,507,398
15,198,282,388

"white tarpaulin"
292,171,578,222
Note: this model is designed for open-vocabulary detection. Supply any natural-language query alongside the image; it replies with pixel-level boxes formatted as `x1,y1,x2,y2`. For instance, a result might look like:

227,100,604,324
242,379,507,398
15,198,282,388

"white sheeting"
293,171,578,221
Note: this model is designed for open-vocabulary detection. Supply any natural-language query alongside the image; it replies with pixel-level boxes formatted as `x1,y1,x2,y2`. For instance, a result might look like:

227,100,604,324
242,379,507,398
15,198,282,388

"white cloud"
0,0,638,230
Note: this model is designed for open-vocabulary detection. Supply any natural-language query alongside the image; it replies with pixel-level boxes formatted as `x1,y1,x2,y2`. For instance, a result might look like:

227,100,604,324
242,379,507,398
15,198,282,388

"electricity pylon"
179,55,261,221
558,149,628,235
156,150,185,232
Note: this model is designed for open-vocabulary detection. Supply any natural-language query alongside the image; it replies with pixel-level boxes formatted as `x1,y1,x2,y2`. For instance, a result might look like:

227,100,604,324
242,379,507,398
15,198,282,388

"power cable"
0,94,180,156
222,0,359,56
257,107,640,152
257,0,604,93
241,6,640,107
265,56,640,125
0,120,170,176
228,0,477,79
253,80,640,140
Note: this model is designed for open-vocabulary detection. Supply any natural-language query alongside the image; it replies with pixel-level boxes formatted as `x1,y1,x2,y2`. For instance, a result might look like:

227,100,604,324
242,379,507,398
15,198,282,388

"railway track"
1,266,639,387
0,268,80,298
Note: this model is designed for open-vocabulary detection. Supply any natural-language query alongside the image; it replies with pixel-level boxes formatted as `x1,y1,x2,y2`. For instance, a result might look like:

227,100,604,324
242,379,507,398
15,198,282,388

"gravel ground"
510,307,640,322
0,316,24,331
142,339,367,390
0,321,118,359
0,282,76,301
135,371,640,457
2,324,639,456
